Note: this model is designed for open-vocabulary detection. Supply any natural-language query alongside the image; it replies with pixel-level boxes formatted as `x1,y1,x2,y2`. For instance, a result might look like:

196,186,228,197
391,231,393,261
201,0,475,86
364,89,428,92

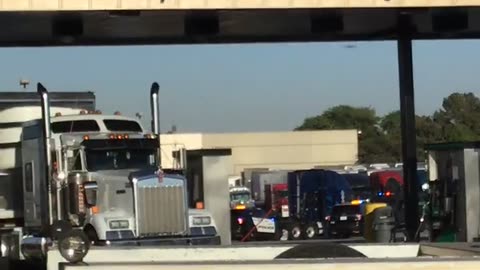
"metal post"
397,14,419,241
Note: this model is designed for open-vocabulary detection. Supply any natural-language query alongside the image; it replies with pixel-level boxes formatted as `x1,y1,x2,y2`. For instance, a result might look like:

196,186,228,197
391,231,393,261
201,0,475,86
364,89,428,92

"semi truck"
229,186,255,210
256,170,353,241
0,82,220,264
264,183,288,215
249,170,289,208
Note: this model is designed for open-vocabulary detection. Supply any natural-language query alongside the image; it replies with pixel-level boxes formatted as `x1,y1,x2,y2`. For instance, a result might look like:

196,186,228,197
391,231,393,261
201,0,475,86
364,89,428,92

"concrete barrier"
350,244,419,258
47,243,420,270
60,259,480,270
47,246,292,270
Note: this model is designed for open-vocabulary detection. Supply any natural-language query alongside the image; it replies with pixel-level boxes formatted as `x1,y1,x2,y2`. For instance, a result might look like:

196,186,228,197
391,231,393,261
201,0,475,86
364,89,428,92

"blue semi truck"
267,169,353,240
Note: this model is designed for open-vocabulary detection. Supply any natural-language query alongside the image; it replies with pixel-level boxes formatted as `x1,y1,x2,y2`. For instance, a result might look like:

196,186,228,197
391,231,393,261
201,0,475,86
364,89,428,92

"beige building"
160,130,358,176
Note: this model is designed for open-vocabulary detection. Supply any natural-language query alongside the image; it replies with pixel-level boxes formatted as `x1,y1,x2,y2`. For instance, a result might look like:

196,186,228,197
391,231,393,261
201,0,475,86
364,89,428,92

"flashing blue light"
378,192,383,196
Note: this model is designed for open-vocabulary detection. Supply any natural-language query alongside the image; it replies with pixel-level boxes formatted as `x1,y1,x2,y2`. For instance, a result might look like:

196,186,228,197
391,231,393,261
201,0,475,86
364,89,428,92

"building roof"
425,141,480,150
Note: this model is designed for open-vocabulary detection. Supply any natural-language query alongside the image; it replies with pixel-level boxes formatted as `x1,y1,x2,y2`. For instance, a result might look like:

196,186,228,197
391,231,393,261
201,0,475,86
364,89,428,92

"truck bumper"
105,235,221,246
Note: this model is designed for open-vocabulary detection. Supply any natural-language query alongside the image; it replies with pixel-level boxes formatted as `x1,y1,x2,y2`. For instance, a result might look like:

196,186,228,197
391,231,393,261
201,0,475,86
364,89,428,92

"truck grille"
136,185,186,236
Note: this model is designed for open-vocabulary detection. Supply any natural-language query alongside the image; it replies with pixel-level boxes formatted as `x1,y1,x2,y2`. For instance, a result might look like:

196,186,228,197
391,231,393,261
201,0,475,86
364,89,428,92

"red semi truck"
265,183,289,218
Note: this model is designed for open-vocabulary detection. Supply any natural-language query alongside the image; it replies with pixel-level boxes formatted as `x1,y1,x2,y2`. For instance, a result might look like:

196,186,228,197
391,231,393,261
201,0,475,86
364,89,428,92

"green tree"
295,92,480,164
380,111,442,160
433,92,480,142
295,105,378,131
295,105,388,163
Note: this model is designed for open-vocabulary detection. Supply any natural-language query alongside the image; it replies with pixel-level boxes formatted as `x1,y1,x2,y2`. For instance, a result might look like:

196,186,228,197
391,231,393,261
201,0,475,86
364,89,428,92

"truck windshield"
85,148,157,171
230,192,250,201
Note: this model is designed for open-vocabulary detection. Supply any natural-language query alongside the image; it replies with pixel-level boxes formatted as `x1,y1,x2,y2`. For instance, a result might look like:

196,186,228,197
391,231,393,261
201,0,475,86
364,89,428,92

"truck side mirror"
84,182,98,207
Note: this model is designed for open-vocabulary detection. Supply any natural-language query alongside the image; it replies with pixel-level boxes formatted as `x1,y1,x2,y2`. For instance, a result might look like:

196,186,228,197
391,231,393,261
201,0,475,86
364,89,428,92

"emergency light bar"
377,191,394,197
351,198,370,205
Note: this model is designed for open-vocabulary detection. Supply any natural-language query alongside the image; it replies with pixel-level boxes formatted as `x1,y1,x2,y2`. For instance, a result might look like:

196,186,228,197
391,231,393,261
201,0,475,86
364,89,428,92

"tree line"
295,92,480,164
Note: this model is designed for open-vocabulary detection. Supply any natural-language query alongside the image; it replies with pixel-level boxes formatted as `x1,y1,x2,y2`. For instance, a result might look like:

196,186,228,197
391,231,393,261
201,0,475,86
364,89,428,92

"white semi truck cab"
0,82,220,264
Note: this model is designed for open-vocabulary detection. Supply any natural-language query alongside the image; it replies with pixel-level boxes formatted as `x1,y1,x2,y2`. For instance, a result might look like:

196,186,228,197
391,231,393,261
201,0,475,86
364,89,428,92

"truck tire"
303,223,317,240
289,223,302,240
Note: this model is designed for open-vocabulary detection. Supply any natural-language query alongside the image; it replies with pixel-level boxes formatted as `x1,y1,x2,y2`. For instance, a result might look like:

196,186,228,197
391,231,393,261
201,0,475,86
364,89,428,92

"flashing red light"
385,191,392,197
109,134,116,139
117,135,123,139
325,215,331,221
124,134,129,139
83,135,90,140
237,217,244,225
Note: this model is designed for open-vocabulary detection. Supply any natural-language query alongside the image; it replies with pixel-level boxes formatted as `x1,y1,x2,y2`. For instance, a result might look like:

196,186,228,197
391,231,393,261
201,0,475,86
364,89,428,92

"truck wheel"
289,224,302,240
303,224,317,240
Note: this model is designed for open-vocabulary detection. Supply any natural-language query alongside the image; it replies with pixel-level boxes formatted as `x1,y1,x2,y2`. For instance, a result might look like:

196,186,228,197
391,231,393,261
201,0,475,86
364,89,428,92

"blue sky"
0,40,479,133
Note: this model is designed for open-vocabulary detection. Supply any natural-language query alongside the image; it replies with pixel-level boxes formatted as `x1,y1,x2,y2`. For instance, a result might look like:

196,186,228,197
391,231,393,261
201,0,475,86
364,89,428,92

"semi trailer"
0,82,220,265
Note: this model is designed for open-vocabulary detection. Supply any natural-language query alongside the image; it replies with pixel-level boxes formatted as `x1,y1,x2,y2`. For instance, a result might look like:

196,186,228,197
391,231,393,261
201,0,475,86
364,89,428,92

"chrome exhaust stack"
37,83,54,224
150,82,161,166
37,83,52,139
150,82,160,135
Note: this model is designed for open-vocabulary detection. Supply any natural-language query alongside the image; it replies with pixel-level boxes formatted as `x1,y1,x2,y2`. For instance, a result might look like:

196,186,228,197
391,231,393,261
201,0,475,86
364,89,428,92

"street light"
19,79,30,89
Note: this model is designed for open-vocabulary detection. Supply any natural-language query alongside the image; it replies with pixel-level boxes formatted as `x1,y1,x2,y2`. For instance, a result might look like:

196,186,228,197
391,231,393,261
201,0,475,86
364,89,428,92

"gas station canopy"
0,0,478,241
1,0,480,46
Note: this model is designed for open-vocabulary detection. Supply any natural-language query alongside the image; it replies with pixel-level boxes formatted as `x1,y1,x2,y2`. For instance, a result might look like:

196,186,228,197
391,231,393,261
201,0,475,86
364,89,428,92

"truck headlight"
109,220,129,229
192,216,211,225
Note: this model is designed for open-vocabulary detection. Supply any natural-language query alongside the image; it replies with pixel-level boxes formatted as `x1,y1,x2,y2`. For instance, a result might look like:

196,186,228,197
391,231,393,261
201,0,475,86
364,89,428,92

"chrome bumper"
106,235,221,246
